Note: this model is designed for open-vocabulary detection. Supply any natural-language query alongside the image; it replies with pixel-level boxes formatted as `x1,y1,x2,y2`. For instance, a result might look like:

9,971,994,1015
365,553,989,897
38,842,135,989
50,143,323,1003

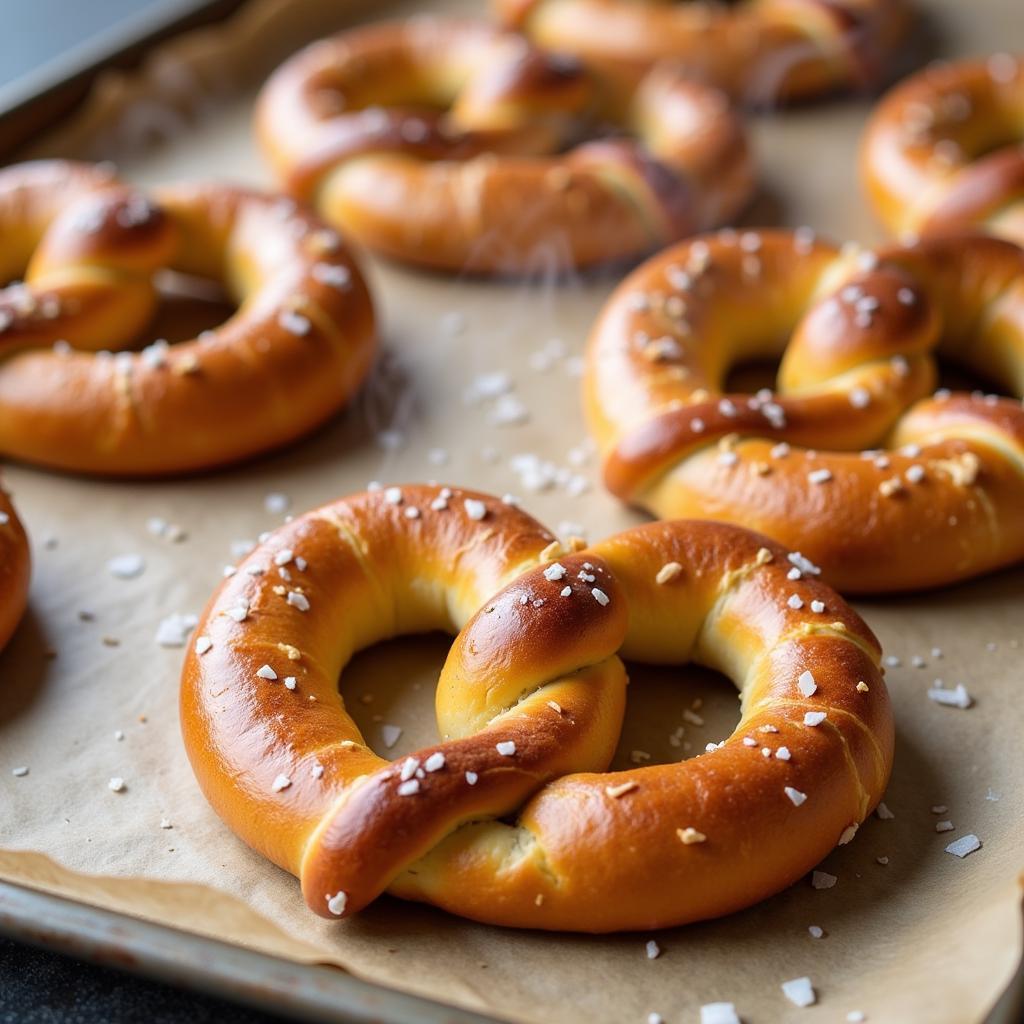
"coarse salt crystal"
271,774,291,792
804,711,827,727
256,665,278,681
108,554,145,579
678,827,706,845
264,492,290,514
781,977,816,1008
155,613,198,648
496,740,516,757
785,786,807,807
656,562,682,584
945,834,981,858
326,891,348,915
464,498,487,521
424,752,446,772
797,670,817,697
700,1004,740,1024
811,870,837,889
927,682,972,709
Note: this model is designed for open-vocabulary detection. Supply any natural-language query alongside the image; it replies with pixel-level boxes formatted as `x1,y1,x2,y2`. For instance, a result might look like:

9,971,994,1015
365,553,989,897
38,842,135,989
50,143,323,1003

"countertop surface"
0,938,288,1024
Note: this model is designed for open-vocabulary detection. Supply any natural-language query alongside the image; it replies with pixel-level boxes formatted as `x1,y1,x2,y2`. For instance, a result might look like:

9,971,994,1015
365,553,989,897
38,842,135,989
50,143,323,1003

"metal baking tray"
0,880,496,1023
0,1,1022,1021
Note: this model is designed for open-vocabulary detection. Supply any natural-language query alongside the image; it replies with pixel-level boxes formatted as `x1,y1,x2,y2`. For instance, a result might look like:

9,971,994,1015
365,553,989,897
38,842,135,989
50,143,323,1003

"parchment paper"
1,0,1021,1021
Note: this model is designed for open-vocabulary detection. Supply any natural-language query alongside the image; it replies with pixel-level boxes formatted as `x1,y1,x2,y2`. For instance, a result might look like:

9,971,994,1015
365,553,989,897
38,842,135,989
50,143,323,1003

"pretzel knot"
181,484,893,932
585,229,1024,593
256,18,752,272
0,160,375,476
497,0,911,104
863,54,1024,245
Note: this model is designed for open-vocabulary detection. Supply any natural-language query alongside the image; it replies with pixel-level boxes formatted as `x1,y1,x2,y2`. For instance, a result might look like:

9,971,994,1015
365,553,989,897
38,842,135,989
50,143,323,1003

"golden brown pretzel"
255,18,753,273
0,160,375,476
585,229,1024,593
181,483,893,932
0,487,30,653
497,0,911,104
862,55,1024,244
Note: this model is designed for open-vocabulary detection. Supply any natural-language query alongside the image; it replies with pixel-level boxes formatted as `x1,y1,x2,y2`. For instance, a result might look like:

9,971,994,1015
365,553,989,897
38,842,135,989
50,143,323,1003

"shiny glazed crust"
497,0,911,104
0,160,376,476
0,489,29,654
862,55,1024,245
180,484,893,932
584,229,1024,592
255,18,753,272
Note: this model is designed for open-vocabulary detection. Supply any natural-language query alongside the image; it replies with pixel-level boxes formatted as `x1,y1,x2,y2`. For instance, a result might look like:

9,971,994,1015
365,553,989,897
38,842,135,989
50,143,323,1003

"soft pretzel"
585,229,1024,593
862,54,1024,245
255,18,752,273
497,0,911,104
0,488,29,653
0,160,375,476
181,483,893,932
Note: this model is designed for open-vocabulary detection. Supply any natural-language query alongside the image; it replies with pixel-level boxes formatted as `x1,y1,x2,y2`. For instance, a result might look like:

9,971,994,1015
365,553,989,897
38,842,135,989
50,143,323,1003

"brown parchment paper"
1,0,1022,1021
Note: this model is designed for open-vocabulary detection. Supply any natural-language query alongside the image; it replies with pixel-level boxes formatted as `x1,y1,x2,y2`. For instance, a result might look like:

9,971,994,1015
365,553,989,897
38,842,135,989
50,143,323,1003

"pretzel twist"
256,18,753,272
181,484,893,932
0,161,375,476
0,488,29,654
862,55,1024,246
497,0,911,104
585,229,1024,593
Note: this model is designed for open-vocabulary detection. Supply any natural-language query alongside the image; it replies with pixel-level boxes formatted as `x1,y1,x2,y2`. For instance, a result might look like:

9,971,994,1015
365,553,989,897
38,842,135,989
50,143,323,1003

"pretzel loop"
862,55,1024,244
497,0,911,104
182,485,893,932
0,160,376,476
585,230,1024,592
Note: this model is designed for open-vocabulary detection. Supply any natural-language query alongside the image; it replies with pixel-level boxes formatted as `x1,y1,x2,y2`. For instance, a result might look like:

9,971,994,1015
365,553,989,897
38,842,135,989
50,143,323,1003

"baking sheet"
2,0,1022,1021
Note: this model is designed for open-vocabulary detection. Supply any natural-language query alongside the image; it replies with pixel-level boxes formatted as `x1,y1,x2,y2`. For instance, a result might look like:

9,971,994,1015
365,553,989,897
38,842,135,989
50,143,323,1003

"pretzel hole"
725,356,783,395
726,353,1012,399
147,270,236,345
341,633,740,769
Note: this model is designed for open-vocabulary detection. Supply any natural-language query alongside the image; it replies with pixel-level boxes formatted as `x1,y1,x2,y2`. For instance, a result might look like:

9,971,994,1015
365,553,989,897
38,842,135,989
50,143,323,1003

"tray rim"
0,878,500,1024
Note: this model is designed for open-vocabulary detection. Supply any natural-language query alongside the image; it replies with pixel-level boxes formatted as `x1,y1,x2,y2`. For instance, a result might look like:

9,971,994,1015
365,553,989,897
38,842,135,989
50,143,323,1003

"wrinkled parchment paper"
1,0,1021,1021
